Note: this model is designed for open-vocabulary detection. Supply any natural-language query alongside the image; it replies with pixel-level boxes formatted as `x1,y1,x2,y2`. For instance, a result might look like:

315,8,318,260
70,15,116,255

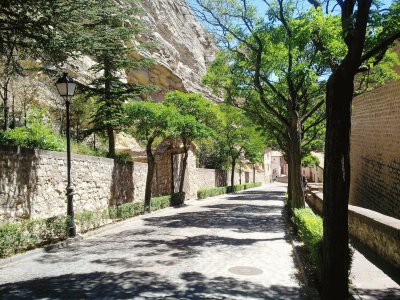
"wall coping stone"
310,191,400,233
0,145,134,165
308,191,400,268
196,167,217,171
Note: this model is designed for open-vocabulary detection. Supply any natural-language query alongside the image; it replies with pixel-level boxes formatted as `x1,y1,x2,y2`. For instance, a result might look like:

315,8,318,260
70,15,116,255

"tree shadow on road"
225,190,286,201
143,205,285,234
130,234,285,259
33,232,285,265
353,288,400,300
32,190,289,266
0,270,304,299
143,188,287,234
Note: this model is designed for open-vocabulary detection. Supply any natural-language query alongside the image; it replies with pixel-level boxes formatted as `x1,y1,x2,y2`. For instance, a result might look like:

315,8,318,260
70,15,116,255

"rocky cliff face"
128,0,219,101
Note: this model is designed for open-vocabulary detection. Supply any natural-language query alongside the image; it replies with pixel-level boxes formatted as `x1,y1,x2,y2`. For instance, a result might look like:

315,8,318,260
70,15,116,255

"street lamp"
56,72,77,237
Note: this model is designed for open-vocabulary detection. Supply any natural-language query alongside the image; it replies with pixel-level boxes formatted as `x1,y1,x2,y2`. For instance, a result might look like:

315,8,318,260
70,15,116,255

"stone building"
302,152,324,183
270,150,285,180
349,45,400,219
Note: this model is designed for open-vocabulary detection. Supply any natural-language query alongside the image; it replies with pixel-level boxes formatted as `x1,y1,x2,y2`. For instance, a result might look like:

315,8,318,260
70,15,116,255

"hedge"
293,208,354,282
197,182,262,199
0,193,186,258
0,216,69,258
293,208,323,276
197,187,228,199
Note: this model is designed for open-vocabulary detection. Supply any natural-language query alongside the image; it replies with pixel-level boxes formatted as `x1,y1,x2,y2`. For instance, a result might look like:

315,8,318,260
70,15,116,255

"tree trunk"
322,68,353,300
239,164,242,185
1,78,10,130
145,139,155,211
24,101,27,127
3,96,9,130
288,119,305,209
178,142,189,194
11,91,15,129
286,153,293,211
107,126,115,158
104,58,115,158
230,158,236,189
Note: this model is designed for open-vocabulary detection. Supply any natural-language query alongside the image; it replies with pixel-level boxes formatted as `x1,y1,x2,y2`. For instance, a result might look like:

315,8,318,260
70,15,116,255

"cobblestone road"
0,183,304,299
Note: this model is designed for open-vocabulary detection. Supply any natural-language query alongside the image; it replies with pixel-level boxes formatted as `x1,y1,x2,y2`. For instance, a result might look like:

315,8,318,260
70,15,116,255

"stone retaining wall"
197,168,267,190
306,191,400,270
1,145,268,224
195,168,227,190
254,169,267,184
0,146,147,223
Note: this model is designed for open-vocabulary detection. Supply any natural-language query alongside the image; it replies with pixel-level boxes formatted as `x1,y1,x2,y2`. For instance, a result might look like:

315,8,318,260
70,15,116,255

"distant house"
268,150,288,180
302,152,324,183
263,149,273,183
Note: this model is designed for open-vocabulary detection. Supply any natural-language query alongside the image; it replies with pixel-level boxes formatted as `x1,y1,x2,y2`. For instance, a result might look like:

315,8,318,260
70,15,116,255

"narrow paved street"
0,183,304,299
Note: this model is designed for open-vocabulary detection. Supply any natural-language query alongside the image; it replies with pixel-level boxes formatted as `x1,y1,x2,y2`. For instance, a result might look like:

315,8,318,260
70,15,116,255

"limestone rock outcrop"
128,0,219,101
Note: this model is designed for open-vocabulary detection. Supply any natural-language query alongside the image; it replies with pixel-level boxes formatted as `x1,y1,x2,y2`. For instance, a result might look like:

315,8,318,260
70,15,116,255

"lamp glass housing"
56,73,76,98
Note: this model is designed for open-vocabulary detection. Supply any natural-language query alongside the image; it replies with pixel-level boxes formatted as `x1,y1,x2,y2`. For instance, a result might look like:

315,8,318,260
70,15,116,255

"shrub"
107,206,119,220
151,195,171,210
114,151,133,162
0,215,69,258
293,208,354,285
107,202,145,220
0,124,66,151
245,182,262,189
170,192,185,206
70,141,108,157
75,211,106,233
197,187,227,199
233,184,243,192
44,216,69,241
230,182,262,193
0,109,65,151
293,208,323,276
0,223,26,258
198,182,262,199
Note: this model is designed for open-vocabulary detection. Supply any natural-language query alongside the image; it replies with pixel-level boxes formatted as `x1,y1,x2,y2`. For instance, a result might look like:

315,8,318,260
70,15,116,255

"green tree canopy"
217,104,266,187
122,101,178,209
164,91,219,193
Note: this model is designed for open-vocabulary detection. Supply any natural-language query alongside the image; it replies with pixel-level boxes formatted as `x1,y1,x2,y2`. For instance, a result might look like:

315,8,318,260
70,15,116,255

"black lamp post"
56,72,77,237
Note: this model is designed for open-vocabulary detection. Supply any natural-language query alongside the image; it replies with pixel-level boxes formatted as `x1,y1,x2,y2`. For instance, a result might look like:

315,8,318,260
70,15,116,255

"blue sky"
224,0,394,16
252,0,393,15
189,0,396,31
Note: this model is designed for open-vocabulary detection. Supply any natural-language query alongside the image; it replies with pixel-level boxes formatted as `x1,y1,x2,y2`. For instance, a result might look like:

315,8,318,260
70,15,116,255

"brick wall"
350,78,400,218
